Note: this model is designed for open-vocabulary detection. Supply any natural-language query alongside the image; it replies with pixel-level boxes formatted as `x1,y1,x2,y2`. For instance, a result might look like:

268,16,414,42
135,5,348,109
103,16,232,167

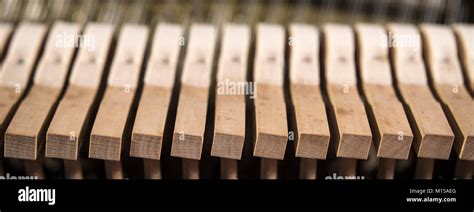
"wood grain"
388,24,455,179
89,25,148,168
254,85,288,160
323,24,372,176
1,23,46,89
5,86,62,160
4,22,79,161
401,85,454,159
130,23,182,179
89,87,136,160
0,23,12,59
211,24,250,179
252,24,288,179
420,25,473,179
292,86,329,159
1,23,46,133
170,24,216,179
45,23,114,179
289,24,330,179
452,24,474,94
0,23,14,175
130,86,172,159
355,24,413,179
46,86,98,159
172,87,210,160
213,95,246,159
131,23,182,161
46,24,113,154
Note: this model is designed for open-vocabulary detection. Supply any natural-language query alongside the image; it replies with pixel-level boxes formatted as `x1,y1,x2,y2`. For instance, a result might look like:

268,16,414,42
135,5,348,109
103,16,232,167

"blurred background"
1,0,473,27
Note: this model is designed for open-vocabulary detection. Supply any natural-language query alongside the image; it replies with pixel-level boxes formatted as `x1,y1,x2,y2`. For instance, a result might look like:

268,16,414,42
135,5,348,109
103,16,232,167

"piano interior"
0,0,473,181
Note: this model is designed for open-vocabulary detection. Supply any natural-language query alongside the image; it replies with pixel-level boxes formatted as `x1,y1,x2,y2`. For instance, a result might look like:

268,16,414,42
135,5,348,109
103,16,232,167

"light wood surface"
131,86,172,159
89,24,148,180
130,23,182,179
452,24,474,94
4,22,80,161
0,23,46,89
253,24,288,179
289,24,330,179
355,23,413,179
388,24,455,179
46,86,98,159
45,23,114,179
0,22,13,175
323,24,372,177
170,24,217,179
0,23,46,133
5,86,61,160
213,95,246,159
0,23,12,60
254,85,288,160
90,86,137,161
3,22,78,179
171,87,210,160
211,24,250,179
68,24,115,88
420,24,473,178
